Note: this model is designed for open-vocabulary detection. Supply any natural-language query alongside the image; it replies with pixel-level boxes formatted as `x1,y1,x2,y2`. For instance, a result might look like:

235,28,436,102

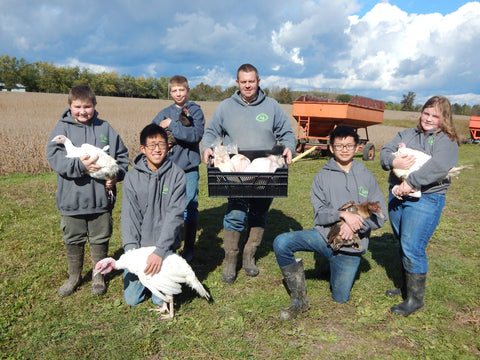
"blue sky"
1,0,479,105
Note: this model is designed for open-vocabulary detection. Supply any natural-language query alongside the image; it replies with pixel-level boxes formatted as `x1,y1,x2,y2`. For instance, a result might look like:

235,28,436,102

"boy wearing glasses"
121,124,186,308
273,125,387,319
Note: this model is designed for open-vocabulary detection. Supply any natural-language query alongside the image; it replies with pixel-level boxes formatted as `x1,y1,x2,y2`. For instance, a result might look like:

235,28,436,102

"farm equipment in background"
468,115,480,143
292,95,385,160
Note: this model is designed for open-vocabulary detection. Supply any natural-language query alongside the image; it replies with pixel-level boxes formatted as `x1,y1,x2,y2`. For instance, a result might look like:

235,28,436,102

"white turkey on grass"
93,247,211,320
392,142,472,198
51,134,120,181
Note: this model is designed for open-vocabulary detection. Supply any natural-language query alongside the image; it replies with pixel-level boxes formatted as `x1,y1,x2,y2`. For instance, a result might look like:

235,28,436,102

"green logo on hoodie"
256,113,269,122
162,186,168,195
100,134,109,144
358,186,368,198
428,136,434,146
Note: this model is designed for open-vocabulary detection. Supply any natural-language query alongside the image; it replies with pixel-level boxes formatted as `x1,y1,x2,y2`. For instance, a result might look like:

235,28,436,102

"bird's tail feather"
447,165,473,178
185,274,210,300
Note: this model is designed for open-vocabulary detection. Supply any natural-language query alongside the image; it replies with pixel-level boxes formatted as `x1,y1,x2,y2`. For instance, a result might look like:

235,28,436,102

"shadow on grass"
369,233,403,287
191,204,304,280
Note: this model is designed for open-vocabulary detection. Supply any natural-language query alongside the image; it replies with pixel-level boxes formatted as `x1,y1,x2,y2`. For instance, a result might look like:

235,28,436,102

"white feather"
51,135,119,180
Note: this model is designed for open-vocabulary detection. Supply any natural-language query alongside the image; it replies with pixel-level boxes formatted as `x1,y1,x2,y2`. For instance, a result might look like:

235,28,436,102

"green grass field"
1,145,479,359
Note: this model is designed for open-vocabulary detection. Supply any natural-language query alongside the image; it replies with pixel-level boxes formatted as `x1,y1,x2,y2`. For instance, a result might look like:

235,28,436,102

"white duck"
392,142,472,198
51,135,119,180
94,247,210,319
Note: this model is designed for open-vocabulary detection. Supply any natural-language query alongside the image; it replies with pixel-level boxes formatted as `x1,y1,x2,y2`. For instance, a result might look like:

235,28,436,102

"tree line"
1,54,478,115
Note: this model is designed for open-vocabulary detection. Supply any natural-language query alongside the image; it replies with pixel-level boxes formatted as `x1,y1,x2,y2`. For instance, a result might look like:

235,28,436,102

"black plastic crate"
207,147,288,198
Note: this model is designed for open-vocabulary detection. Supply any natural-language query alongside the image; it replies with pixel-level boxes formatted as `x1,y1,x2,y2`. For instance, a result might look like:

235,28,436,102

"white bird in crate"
51,134,120,181
243,155,285,173
94,247,211,320
392,142,472,198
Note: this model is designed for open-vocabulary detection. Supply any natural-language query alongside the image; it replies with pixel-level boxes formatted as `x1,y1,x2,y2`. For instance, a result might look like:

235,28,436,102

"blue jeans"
184,170,199,223
388,191,445,274
123,270,163,306
273,229,361,303
223,198,273,232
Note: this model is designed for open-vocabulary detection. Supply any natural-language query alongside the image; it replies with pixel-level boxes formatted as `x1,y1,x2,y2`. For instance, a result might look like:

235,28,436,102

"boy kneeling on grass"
273,125,387,319
121,124,186,309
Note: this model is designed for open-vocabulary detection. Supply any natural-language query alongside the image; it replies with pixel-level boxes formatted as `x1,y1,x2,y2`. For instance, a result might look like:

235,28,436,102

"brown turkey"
167,107,193,149
327,201,384,251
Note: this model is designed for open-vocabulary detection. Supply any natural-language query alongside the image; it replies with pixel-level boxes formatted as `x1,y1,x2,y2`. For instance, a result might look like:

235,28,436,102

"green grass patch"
1,146,479,359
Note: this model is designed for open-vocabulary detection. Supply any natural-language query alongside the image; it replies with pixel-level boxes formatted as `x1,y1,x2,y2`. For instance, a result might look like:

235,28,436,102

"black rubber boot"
222,230,241,283
386,270,406,297
242,227,264,277
279,259,310,320
90,243,109,296
391,272,426,316
180,221,197,263
58,244,84,297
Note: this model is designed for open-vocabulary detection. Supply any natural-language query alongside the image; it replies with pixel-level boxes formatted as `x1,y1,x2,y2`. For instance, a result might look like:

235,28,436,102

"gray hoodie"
121,153,186,259
311,158,387,254
380,127,459,194
152,101,205,172
46,108,129,216
201,88,296,154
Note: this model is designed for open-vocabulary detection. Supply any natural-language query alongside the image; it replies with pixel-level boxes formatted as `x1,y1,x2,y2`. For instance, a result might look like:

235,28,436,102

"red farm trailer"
292,95,385,160
468,115,480,143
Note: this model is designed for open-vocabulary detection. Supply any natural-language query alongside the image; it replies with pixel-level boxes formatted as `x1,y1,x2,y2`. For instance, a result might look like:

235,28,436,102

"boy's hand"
159,118,172,128
283,148,293,164
203,148,214,164
105,177,117,190
340,211,364,233
339,222,355,240
80,154,101,173
144,253,163,275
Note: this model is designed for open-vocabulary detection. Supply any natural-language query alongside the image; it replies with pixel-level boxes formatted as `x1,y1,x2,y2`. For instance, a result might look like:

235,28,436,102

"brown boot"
222,229,241,283
242,227,264,277
90,243,109,295
58,244,84,297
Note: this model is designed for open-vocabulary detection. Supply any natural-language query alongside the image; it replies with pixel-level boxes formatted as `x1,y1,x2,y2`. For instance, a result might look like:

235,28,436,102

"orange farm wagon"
469,115,480,143
292,95,385,160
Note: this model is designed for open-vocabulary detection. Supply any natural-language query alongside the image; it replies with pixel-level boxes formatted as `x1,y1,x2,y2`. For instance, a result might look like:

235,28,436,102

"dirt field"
0,92,470,175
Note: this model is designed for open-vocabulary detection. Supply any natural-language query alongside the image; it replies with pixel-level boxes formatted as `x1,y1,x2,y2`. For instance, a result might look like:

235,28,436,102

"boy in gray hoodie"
121,124,186,308
47,85,129,297
273,126,387,320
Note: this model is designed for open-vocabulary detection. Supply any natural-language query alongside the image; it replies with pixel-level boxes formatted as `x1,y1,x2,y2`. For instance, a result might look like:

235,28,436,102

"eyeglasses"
332,143,356,151
144,141,167,150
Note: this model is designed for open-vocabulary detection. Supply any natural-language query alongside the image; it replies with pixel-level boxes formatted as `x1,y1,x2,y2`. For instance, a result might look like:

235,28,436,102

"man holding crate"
202,63,296,283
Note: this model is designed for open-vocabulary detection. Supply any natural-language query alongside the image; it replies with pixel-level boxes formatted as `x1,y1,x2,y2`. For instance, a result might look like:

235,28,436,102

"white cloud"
0,0,479,104
61,58,116,74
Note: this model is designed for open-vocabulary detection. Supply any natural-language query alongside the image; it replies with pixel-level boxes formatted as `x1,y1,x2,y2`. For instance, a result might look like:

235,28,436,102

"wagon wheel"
362,143,375,161
296,140,306,153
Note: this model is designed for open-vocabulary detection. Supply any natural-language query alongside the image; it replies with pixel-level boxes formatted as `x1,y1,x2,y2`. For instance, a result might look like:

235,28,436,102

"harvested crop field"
0,92,470,175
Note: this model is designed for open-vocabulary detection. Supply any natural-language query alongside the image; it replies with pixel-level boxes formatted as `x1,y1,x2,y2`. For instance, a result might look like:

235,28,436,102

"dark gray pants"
61,212,112,245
